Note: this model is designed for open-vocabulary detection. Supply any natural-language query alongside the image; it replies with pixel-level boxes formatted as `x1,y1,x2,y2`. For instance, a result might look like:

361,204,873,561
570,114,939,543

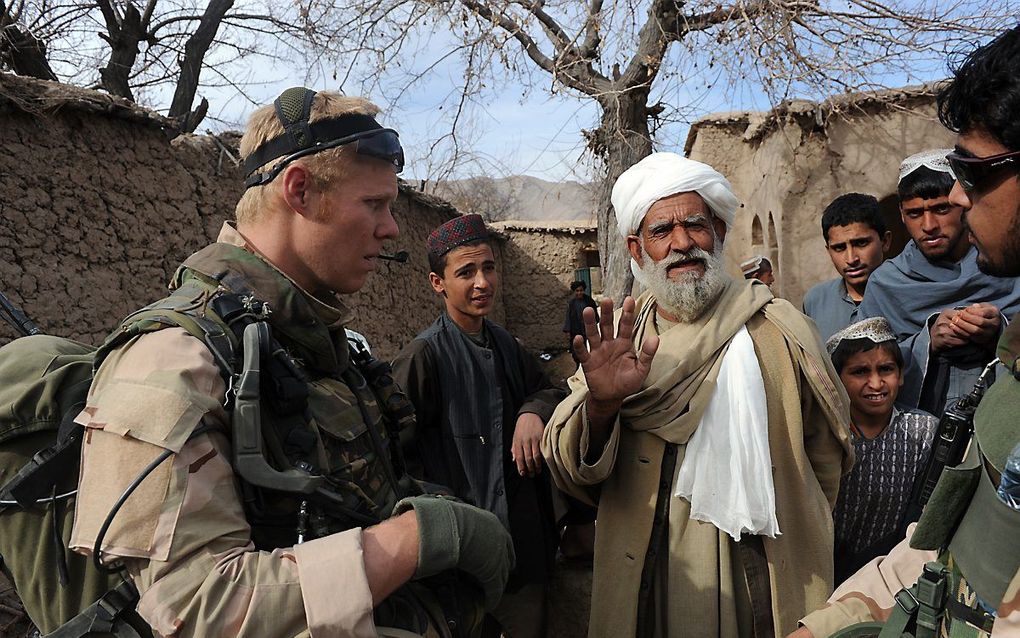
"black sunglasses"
946,149,1020,193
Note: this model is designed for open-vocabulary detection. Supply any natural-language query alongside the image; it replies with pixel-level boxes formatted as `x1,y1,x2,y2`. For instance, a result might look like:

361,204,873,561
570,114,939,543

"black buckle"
894,588,920,616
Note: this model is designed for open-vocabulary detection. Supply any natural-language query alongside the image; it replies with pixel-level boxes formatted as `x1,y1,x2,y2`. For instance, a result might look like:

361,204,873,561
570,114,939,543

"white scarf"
673,325,781,541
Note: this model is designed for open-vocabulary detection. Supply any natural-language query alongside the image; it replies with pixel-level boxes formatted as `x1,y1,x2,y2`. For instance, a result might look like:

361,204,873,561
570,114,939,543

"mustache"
664,247,712,266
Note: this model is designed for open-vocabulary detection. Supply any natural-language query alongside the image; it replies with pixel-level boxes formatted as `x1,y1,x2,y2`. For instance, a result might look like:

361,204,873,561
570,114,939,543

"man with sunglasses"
36,88,514,638
789,25,1020,638
859,146,1020,416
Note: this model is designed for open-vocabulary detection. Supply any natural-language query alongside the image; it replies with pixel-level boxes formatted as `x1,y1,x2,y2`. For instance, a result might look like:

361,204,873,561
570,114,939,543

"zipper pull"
479,435,487,445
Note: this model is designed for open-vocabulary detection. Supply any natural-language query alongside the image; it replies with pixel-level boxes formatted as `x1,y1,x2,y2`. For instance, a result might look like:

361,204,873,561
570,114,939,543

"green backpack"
0,286,242,638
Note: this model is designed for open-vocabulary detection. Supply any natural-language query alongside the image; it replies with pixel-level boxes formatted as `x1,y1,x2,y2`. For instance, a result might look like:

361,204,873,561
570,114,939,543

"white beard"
634,243,727,323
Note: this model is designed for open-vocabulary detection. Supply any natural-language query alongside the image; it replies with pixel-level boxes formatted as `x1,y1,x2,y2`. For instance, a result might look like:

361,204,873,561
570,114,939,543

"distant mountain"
430,175,595,223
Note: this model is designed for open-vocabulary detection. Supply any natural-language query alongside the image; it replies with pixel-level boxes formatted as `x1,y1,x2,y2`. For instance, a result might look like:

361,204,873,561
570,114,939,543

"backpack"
0,285,242,637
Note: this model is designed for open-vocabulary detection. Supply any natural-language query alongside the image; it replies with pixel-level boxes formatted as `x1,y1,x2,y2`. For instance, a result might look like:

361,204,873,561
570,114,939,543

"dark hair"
937,26,1020,152
898,165,956,201
831,339,903,374
821,193,884,242
428,239,492,276
570,280,587,291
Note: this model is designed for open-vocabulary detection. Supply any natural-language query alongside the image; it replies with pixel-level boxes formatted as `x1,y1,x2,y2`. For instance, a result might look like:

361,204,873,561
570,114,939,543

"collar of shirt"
216,221,351,329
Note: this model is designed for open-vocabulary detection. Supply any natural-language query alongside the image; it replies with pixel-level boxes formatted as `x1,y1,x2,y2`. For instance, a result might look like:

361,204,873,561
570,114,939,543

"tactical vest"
167,241,417,544
1,241,479,638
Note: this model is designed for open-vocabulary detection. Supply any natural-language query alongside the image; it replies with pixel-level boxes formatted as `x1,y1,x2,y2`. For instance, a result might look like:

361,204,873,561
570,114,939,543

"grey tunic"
802,277,860,341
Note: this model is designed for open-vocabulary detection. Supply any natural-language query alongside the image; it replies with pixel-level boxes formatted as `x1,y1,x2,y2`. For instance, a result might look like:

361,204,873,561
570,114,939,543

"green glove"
393,495,515,610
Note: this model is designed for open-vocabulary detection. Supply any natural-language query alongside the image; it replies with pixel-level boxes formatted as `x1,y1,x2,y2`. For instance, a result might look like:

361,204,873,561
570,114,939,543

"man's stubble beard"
636,243,728,323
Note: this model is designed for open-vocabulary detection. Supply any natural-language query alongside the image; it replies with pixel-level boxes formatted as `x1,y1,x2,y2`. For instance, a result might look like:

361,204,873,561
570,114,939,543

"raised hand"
573,296,659,414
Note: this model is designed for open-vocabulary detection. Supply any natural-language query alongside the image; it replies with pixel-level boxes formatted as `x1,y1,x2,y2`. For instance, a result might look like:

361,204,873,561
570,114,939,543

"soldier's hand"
393,495,514,611
574,297,658,414
786,628,815,638
931,309,968,352
954,303,1001,345
511,413,545,477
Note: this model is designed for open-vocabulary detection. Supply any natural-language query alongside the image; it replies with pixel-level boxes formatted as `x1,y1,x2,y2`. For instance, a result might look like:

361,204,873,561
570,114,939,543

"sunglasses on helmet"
945,149,1020,194
243,88,404,189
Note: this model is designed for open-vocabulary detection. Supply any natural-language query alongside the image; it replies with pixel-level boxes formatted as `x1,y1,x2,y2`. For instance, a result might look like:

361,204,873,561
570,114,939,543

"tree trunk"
98,3,147,100
167,0,233,134
590,88,654,303
0,23,57,81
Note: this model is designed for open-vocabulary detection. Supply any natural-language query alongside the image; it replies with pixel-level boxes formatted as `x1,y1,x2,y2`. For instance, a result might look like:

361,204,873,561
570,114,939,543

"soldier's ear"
280,164,316,217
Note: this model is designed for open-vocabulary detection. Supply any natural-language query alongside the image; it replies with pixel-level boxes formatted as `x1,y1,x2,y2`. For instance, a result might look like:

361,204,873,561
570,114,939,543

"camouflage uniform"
799,318,1020,638
68,222,421,637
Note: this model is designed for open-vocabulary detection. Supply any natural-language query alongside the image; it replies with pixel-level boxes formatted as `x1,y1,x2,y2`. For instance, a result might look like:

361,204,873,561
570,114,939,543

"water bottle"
996,441,1020,510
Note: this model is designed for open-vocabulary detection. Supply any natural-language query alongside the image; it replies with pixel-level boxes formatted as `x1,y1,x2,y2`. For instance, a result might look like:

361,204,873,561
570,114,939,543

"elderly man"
542,152,853,638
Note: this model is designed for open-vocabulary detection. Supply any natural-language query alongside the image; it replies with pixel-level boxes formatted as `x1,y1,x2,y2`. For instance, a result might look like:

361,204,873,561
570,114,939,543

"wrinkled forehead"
641,192,713,228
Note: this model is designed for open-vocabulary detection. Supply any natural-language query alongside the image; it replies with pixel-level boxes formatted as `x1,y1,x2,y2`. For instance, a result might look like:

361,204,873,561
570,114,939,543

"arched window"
767,213,779,273
750,215,767,252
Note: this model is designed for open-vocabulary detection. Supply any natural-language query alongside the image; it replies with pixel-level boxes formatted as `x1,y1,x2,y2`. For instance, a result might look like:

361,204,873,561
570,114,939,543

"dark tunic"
563,294,598,339
832,407,937,584
392,314,566,586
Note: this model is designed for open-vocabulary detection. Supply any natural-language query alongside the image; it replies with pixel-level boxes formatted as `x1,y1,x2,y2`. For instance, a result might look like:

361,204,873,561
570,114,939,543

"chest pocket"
306,376,395,513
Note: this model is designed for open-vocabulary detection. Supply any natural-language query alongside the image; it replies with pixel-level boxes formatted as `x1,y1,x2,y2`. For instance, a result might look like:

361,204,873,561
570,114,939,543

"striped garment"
833,407,937,581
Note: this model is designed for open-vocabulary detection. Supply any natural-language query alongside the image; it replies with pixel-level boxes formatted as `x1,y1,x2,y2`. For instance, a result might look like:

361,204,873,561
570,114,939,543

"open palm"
574,296,659,405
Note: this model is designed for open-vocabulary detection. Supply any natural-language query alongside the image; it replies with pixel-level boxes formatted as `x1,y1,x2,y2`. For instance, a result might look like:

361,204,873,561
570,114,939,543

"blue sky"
128,4,1008,184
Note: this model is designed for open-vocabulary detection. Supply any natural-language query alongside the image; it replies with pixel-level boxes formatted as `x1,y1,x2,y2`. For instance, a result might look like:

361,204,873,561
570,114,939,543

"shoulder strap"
96,282,245,389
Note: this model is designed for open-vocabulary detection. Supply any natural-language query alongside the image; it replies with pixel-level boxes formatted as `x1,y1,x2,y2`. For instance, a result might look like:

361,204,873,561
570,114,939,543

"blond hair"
235,92,381,225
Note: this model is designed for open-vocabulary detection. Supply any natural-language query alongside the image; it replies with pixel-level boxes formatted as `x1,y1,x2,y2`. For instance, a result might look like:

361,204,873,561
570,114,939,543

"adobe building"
685,83,955,306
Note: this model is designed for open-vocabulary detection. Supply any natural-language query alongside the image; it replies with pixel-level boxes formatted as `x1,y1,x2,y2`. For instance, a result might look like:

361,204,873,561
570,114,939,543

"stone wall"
0,73,464,360
493,221,598,354
685,85,956,306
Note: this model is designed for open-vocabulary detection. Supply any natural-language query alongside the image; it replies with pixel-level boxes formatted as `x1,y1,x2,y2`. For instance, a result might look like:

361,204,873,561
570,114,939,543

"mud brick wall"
0,74,481,360
496,224,598,354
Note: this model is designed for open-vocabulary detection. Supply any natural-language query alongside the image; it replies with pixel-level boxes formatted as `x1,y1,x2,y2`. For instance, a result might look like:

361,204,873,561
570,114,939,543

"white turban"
612,152,739,238
899,148,955,183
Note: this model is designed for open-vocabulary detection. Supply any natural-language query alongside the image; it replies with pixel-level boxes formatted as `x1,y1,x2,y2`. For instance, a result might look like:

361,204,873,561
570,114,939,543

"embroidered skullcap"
898,148,956,183
825,317,897,356
427,213,490,258
740,255,770,277
612,152,739,238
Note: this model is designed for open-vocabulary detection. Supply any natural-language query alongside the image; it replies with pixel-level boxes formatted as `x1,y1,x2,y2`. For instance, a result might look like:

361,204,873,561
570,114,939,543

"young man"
564,280,598,363
859,149,1020,414
740,254,775,287
803,193,891,341
392,214,566,638
825,318,937,585
1,88,514,638
792,25,1020,638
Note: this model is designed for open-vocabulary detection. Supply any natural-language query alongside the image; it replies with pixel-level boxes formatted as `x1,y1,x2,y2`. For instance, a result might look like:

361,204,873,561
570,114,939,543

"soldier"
790,25,1020,638
59,88,513,637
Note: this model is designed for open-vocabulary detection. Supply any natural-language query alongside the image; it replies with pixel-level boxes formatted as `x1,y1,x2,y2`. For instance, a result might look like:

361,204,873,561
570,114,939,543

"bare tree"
0,0,313,133
306,0,1006,299
0,0,60,80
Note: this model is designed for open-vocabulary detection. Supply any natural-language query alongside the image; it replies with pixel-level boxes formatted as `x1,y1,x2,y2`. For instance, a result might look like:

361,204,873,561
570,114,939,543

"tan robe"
542,278,854,638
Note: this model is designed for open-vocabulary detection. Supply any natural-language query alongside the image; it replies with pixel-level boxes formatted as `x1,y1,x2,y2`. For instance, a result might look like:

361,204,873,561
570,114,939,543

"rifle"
899,357,999,531
0,290,40,336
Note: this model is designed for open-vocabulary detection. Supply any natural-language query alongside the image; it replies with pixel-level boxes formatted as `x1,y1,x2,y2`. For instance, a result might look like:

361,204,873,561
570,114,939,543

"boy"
825,317,937,584
803,194,891,340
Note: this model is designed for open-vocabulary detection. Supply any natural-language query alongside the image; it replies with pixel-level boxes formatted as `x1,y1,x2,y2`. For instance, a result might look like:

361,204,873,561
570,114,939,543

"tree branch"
167,0,233,133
